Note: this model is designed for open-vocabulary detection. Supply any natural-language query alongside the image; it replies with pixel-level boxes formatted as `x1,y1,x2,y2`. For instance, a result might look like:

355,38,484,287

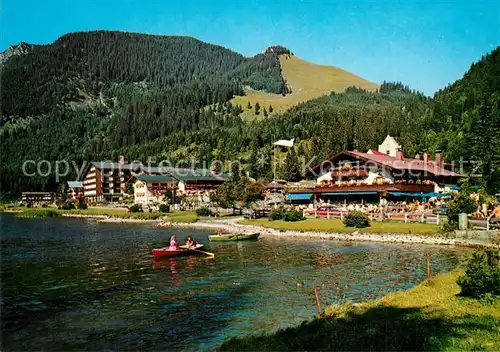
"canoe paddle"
191,249,215,258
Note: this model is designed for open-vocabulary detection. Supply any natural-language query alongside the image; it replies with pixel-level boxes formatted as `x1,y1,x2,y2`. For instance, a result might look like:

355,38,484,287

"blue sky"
1,0,499,95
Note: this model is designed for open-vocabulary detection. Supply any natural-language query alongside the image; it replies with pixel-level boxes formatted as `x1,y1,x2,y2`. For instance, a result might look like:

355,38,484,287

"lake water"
0,213,471,351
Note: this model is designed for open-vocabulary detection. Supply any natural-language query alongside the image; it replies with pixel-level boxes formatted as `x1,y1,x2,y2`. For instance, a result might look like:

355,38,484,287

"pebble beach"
157,217,500,248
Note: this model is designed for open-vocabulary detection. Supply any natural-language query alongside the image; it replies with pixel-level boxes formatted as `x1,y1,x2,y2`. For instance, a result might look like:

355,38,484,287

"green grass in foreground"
219,271,500,351
240,218,440,235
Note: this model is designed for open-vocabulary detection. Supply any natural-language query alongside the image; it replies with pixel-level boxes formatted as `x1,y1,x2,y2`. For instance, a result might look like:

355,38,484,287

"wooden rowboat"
208,233,260,242
152,244,204,259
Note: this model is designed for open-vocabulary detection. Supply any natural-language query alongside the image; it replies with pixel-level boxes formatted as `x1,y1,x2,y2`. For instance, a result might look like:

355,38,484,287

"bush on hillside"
128,204,143,213
159,204,170,213
343,211,370,228
457,249,500,298
196,207,212,217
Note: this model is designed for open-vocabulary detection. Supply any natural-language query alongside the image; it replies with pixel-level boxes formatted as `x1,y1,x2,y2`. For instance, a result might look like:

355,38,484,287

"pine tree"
249,148,259,179
269,105,273,113
247,101,252,109
467,96,500,193
282,148,300,181
263,107,268,117
255,102,260,115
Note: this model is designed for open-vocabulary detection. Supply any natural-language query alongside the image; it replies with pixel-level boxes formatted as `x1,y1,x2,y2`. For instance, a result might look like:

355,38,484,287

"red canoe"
152,244,204,259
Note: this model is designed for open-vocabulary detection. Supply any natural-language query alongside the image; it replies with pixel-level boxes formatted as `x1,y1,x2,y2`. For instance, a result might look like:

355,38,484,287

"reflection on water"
0,213,471,351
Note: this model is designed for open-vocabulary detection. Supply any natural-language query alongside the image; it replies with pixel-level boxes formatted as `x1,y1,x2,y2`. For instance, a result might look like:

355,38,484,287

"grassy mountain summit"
282,55,378,95
232,53,378,118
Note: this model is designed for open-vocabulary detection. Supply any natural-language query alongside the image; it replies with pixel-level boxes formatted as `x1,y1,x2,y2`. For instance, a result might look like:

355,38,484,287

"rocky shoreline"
97,217,163,224
157,217,500,248
59,213,163,223
6,210,498,248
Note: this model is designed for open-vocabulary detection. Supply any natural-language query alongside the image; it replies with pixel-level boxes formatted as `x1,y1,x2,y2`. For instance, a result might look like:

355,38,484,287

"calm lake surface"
1,213,471,351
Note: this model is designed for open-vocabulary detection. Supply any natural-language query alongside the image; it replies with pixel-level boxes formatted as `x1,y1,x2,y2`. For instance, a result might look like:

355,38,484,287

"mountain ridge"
0,31,377,119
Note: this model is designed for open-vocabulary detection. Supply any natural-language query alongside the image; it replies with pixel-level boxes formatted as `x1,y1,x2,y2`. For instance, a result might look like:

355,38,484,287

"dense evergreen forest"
431,48,500,193
0,30,285,118
0,31,499,195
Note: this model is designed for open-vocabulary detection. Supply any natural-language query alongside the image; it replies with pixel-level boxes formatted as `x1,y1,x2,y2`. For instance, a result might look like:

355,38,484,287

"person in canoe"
185,236,197,249
168,235,180,251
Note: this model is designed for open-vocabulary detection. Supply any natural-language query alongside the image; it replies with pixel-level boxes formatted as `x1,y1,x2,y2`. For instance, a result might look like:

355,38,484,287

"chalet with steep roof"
290,135,463,203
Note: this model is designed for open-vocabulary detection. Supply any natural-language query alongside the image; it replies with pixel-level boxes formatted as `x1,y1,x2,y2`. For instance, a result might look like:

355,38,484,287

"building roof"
21,191,55,195
136,168,229,182
90,161,141,171
348,150,462,177
367,149,388,156
142,166,211,174
312,150,462,177
81,161,230,182
380,135,401,148
67,181,83,188
136,174,176,182
266,181,286,189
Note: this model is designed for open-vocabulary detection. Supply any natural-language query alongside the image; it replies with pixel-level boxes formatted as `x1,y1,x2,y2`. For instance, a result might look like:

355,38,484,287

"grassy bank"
7,205,233,224
163,211,198,223
59,208,166,220
6,206,231,223
220,271,500,351
240,218,440,235
16,208,60,218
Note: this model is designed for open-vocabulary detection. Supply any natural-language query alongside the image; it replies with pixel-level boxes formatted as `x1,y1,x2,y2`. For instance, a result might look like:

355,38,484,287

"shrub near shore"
343,211,370,228
458,249,500,298
269,208,305,222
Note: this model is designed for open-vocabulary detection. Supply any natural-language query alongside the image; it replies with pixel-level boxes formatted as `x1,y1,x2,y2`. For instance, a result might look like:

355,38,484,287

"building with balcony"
133,169,229,206
66,181,84,199
288,135,463,204
79,157,138,202
21,192,56,203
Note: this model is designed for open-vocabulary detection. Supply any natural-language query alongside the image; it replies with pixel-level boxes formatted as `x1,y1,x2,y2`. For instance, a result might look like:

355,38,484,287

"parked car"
304,205,348,217
432,206,448,215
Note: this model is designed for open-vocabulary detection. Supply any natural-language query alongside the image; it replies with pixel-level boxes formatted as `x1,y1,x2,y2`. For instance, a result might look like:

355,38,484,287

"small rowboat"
208,233,260,242
152,244,204,259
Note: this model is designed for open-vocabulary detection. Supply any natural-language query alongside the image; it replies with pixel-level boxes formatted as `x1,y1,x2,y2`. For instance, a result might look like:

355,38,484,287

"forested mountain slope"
429,47,500,193
1,31,285,118
0,30,498,195
112,84,431,182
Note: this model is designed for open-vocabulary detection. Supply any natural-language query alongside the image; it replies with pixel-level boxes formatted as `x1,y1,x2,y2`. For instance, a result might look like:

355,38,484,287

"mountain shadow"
218,305,499,351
